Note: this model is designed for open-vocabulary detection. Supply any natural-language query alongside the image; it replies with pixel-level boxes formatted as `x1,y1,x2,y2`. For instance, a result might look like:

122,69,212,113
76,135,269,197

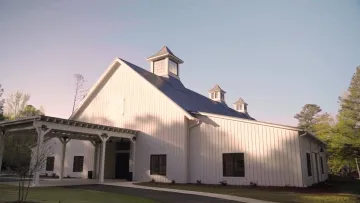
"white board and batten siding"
299,136,328,187
190,114,304,187
72,60,188,183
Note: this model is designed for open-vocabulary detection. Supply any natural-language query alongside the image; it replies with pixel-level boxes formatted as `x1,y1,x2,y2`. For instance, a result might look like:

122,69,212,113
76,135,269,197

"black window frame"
168,59,179,76
306,153,312,176
150,155,166,176
46,156,55,171
320,156,324,174
223,153,245,177
73,156,84,172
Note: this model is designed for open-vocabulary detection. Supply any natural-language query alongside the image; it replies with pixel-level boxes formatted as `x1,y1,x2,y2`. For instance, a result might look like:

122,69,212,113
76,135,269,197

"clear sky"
0,0,359,125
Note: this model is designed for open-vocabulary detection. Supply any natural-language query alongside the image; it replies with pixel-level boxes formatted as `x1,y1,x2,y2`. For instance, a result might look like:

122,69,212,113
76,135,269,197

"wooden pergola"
0,115,138,186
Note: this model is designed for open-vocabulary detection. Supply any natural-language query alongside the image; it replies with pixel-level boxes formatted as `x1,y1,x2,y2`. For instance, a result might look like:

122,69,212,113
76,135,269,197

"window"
320,157,324,174
116,140,130,150
168,59,178,76
46,157,55,171
223,153,245,177
73,156,84,172
215,92,218,99
237,104,243,111
211,92,214,99
306,153,312,176
150,155,166,175
221,93,224,100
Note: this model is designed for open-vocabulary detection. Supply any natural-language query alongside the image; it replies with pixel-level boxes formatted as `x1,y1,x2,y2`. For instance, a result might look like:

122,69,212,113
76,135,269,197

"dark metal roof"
121,59,255,120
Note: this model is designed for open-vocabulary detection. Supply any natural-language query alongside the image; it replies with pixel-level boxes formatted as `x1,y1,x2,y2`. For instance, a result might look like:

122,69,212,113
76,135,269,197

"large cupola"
147,46,184,79
209,84,226,103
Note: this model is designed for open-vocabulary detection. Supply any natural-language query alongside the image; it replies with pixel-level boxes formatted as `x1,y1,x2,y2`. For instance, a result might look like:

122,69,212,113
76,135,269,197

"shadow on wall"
73,114,310,187
193,115,308,187
124,114,187,183
122,114,306,186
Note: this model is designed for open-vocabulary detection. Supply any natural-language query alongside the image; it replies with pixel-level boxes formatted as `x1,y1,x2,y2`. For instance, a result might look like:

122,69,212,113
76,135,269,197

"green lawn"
136,176,360,203
0,184,157,203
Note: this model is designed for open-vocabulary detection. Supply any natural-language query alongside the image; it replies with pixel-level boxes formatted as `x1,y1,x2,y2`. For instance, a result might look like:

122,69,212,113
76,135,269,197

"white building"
6,46,327,187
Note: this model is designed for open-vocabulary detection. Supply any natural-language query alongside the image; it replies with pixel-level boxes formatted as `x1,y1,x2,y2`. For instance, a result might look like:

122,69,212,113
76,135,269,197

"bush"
196,180,202,185
151,178,155,183
249,181,258,187
219,180,227,186
171,180,176,184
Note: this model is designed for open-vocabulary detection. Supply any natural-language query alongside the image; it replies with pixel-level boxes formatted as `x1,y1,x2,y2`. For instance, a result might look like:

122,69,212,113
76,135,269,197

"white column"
0,134,5,174
131,138,136,181
59,138,69,180
99,140,106,183
92,142,99,179
32,128,45,186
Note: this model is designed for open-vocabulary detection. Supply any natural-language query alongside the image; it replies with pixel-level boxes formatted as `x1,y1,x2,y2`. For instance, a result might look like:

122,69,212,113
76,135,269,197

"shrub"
219,180,227,186
151,178,155,183
249,181,258,187
171,180,176,184
52,173,57,178
196,180,202,185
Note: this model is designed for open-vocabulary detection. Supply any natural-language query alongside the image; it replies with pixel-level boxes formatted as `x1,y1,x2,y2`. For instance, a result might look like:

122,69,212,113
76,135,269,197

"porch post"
130,138,136,181
99,134,109,183
59,137,70,180
0,132,5,174
32,127,49,186
91,141,99,179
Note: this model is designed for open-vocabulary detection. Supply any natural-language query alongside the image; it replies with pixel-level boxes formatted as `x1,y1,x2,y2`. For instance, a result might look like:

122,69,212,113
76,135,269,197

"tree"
72,74,86,114
18,105,44,118
0,84,4,121
294,104,322,132
5,91,30,119
337,66,360,178
3,133,53,203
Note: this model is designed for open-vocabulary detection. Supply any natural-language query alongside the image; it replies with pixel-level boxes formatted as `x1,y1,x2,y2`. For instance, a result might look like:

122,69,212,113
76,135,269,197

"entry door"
115,153,129,179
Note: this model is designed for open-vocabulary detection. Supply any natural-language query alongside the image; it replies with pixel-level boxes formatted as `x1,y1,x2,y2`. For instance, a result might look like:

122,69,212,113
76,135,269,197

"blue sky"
0,0,359,125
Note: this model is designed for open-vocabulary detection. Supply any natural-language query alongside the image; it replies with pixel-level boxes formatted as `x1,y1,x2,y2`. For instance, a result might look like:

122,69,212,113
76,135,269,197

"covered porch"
0,115,138,186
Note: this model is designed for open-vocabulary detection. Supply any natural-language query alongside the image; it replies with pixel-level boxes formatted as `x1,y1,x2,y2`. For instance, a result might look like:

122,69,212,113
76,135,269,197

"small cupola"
209,84,226,103
147,46,183,79
234,98,248,113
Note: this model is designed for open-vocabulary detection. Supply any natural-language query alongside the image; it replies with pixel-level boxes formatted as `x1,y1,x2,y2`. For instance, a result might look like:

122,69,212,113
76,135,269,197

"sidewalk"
103,182,276,203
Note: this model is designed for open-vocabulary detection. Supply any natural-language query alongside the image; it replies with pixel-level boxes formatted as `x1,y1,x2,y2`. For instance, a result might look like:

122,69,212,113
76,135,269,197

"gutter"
187,118,202,183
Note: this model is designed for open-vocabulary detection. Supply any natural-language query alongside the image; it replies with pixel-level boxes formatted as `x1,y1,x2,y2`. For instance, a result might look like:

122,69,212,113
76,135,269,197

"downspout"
187,119,202,183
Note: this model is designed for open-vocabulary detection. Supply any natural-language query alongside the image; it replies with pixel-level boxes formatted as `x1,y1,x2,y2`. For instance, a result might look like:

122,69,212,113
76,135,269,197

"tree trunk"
356,158,360,179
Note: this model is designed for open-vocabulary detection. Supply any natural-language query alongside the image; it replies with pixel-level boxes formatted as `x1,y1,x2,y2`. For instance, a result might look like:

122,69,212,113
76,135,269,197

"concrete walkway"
103,182,276,203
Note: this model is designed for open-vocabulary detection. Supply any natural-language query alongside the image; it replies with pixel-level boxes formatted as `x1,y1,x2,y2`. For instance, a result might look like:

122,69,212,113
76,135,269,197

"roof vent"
209,84,226,103
234,98,248,113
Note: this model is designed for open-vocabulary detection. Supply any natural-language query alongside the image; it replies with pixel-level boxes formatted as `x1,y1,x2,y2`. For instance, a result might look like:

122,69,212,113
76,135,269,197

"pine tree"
337,66,360,178
294,104,322,132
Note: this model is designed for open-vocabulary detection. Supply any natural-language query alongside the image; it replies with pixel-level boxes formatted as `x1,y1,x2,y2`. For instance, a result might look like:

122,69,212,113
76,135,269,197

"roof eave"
146,54,184,64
